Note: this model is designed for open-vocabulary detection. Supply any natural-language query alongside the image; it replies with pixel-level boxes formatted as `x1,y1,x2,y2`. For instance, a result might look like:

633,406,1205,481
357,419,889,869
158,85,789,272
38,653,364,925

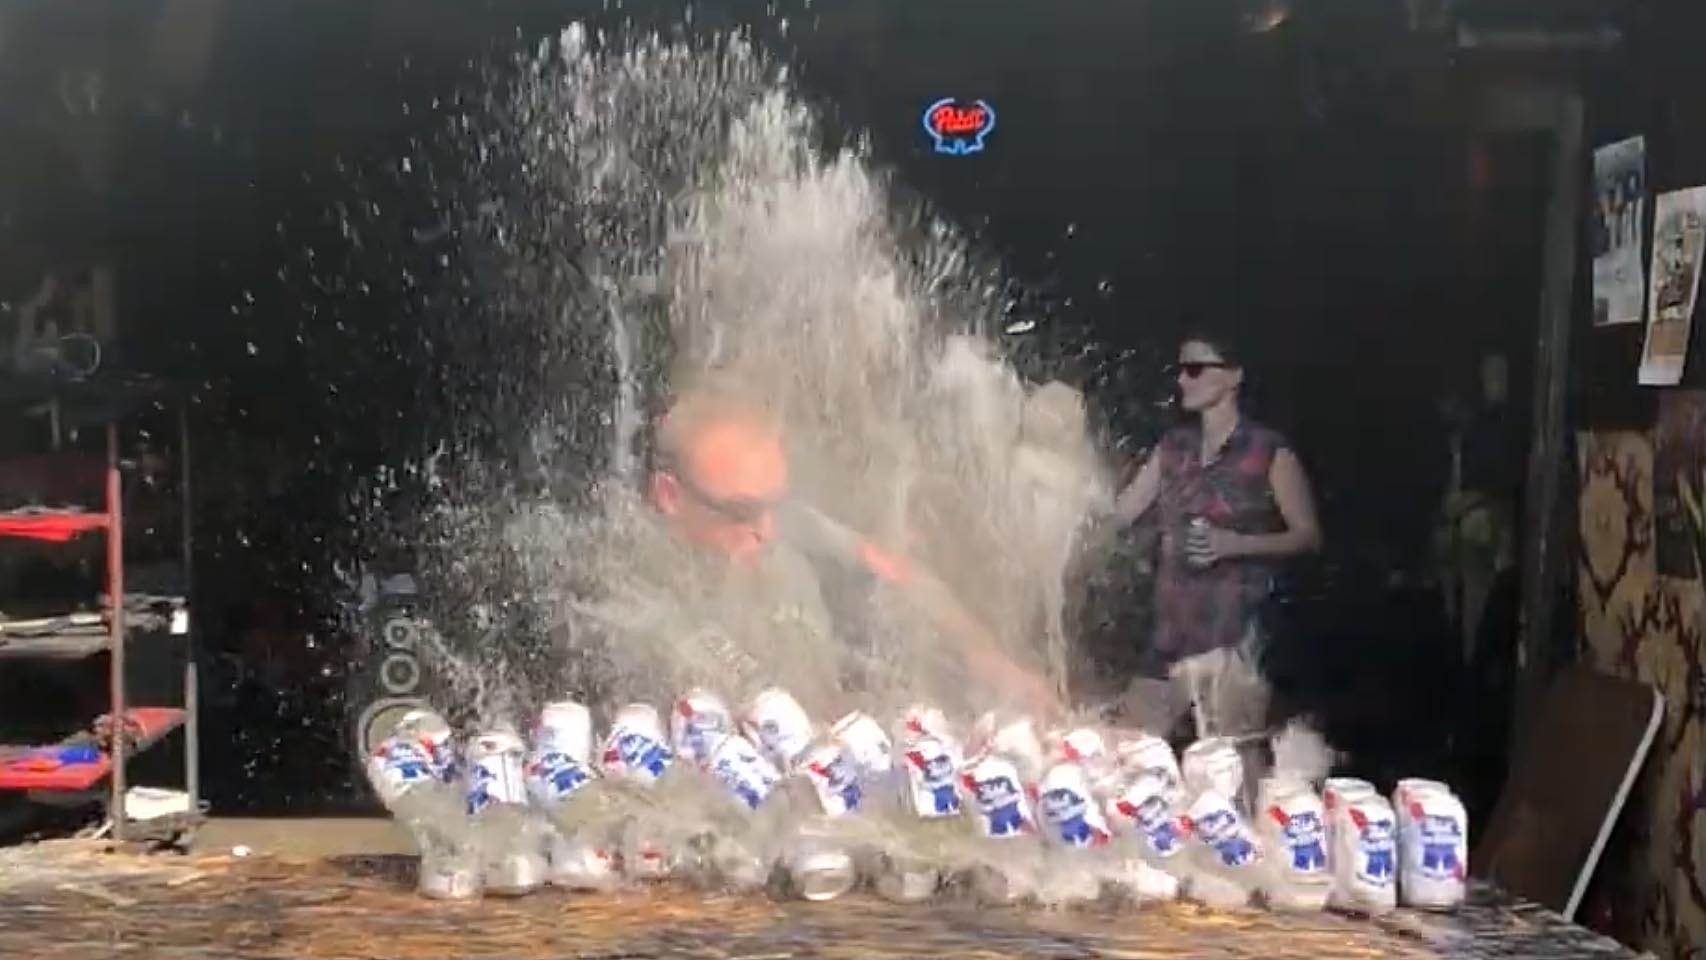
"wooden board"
0,850,1641,960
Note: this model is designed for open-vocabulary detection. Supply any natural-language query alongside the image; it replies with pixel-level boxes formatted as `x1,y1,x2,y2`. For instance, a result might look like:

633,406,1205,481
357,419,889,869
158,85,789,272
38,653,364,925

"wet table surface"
0,846,1642,960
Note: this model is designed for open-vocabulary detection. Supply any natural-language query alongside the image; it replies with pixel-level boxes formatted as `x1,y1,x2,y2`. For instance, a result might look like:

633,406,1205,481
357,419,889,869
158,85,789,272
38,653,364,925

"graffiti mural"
1577,424,1706,957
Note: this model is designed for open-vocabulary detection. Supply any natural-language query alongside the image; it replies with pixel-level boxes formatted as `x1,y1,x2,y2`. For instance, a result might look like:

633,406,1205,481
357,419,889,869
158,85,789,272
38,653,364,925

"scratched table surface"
0,842,1642,960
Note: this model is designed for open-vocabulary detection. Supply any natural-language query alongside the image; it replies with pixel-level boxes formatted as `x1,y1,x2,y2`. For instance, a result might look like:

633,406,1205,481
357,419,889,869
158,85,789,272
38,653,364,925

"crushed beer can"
742,687,815,771
1036,762,1112,848
960,754,1035,838
1181,738,1244,802
1182,790,1261,870
800,742,865,817
901,735,964,817
600,703,676,784
368,708,458,806
1116,733,1184,806
533,700,594,765
1106,771,1186,862
671,688,734,764
830,710,894,778
526,703,596,806
465,730,529,816
704,732,783,811
898,704,955,745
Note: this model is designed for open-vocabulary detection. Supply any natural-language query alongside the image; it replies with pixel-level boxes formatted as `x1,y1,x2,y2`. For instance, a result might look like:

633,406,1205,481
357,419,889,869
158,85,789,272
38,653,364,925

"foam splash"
1269,720,1335,786
378,27,1112,731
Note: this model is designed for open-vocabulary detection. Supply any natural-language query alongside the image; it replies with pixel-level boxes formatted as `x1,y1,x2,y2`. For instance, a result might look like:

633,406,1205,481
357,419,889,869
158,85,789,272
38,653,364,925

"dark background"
0,0,1662,815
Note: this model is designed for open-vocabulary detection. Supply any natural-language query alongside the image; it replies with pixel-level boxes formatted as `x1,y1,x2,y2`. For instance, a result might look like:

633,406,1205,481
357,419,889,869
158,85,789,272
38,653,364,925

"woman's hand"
1185,523,1240,567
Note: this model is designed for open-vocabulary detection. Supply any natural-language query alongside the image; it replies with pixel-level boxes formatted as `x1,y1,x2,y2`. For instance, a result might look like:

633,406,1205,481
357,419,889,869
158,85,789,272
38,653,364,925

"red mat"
0,511,108,543
0,707,185,792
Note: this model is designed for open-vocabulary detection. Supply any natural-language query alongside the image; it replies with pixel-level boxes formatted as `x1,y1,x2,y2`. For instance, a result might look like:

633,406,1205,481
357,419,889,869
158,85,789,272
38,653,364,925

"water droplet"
400,157,413,174
1097,279,1115,297
245,342,258,356
1064,223,1078,238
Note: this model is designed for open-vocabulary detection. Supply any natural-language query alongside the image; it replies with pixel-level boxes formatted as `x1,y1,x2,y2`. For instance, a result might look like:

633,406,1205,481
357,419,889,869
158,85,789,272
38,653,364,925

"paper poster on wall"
1638,186,1706,386
1654,390,1706,578
1592,136,1647,326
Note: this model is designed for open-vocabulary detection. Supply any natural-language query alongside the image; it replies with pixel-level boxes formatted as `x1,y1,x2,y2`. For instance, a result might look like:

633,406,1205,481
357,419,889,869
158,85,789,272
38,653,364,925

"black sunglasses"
1171,361,1232,379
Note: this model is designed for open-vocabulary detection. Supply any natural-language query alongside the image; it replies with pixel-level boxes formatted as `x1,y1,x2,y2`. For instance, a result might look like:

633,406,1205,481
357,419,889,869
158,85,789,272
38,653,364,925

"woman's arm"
1221,448,1323,559
1110,453,1162,527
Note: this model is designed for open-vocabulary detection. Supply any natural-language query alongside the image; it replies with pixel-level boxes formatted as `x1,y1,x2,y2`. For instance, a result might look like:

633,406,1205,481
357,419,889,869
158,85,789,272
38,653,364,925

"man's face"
653,418,788,563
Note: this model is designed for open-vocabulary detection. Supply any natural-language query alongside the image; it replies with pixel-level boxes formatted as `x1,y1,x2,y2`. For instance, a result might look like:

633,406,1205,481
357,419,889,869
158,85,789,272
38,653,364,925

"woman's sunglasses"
1170,361,1232,379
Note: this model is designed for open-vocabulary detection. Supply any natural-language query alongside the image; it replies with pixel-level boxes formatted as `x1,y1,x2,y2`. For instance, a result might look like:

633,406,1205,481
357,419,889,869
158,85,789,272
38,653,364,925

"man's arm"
791,505,1062,715
857,539,1062,714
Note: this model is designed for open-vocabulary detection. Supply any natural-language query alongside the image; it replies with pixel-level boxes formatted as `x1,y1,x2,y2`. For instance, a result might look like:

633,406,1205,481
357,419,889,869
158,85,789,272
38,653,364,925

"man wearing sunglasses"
1110,328,1322,751
641,380,1061,716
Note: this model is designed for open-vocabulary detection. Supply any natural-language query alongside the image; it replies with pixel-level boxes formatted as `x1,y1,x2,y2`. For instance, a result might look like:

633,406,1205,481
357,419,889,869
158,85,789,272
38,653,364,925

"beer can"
1323,777,1377,852
367,708,457,807
1116,734,1184,805
742,687,815,771
599,703,676,784
1182,737,1244,801
1048,726,1121,795
1036,762,1112,848
900,735,964,818
1187,516,1213,569
960,754,1035,839
800,742,864,817
973,713,1047,785
1393,779,1468,909
1332,793,1397,913
1182,790,1260,870
898,704,955,745
671,688,734,764
464,730,528,816
705,733,782,811
1105,772,1185,860
1256,777,1329,883
533,700,594,766
524,748,595,806
830,710,894,777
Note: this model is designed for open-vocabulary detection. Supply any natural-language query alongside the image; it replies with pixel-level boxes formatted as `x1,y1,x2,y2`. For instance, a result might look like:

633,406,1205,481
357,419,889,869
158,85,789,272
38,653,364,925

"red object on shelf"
0,511,109,543
0,755,112,792
0,707,186,792
108,707,187,749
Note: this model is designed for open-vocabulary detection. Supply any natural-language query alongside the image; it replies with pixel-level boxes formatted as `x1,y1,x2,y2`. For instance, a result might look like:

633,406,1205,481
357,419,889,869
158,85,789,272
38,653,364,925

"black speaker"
347,570,442,784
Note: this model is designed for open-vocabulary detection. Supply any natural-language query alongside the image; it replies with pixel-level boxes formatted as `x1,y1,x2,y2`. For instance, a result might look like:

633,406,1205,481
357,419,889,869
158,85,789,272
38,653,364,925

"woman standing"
1112,326,1323,742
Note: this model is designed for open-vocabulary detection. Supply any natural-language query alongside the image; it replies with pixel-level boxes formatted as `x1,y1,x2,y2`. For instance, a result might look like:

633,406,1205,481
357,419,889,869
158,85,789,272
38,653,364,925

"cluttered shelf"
0,371,176,430
0,707,188,792
0,597,190,661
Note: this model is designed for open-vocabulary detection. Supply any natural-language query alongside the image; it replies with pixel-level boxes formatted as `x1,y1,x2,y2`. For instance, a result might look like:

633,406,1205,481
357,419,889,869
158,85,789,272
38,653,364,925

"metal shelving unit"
0,375,199,842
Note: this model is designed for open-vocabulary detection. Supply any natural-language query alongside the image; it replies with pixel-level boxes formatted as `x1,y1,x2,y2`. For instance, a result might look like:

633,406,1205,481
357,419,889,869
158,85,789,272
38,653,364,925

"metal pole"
107,420,127,842
180,401,199,823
